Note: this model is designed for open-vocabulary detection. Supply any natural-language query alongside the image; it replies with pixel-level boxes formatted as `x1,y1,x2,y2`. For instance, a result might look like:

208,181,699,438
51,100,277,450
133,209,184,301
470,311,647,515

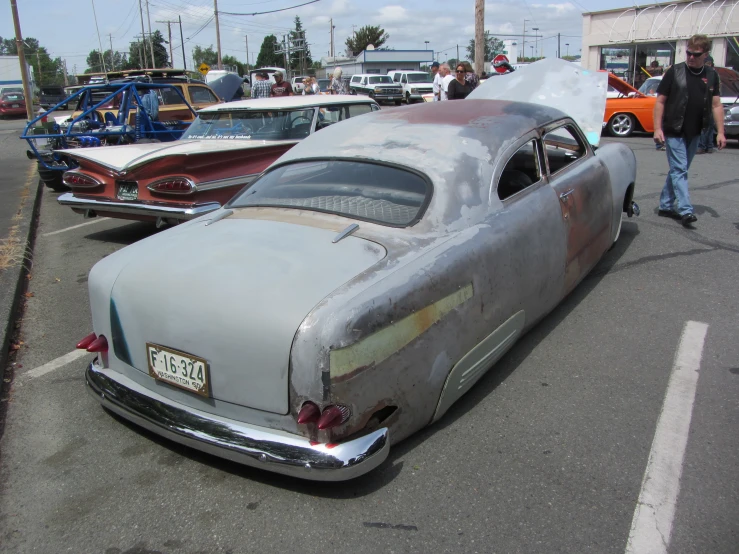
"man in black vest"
653,34,726,227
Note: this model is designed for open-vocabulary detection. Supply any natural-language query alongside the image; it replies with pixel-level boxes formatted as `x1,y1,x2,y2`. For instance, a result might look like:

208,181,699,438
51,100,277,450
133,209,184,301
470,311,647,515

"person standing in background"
251,73,271,99
697,55,717,154
439,64,453,101
447,64,473,100
654,34,726,227
329,68,347,95
270,71,294,97
462,61,479,92
431,61,441,101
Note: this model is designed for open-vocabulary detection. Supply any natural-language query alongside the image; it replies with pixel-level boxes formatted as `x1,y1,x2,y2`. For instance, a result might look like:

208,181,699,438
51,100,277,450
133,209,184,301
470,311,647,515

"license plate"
147,343,210,397
11,104,19,108
116,181,138,200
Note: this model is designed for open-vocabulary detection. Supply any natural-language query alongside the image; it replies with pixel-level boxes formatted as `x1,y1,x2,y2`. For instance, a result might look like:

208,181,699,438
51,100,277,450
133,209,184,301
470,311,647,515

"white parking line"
23,349,90,380
41,218,110,237
625,321,709,554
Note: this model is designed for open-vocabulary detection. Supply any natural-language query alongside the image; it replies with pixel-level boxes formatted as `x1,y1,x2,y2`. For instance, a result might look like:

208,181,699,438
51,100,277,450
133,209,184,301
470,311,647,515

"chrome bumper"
85,361,390,481
58,193,220,220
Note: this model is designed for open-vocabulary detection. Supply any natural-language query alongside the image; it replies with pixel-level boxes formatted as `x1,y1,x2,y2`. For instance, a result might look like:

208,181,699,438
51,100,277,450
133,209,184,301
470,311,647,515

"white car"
291,76,309,94
387,70,434,103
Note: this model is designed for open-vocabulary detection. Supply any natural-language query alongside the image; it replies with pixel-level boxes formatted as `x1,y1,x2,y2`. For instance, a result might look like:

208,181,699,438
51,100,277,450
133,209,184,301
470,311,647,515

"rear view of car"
0,92,26,118
39,85,69,109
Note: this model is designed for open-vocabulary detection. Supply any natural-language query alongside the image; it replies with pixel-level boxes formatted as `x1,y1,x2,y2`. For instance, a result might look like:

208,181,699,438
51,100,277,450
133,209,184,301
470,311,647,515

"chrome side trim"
58,192,220,220
85,361,390,481
196,173,260,192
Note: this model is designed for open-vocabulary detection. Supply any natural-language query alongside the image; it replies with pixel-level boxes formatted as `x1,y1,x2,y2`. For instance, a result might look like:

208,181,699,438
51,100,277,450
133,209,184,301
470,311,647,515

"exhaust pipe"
84,209,97,219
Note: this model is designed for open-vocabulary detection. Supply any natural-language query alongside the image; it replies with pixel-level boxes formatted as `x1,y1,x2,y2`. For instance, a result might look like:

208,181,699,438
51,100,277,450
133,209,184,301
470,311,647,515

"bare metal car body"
81,86,637,480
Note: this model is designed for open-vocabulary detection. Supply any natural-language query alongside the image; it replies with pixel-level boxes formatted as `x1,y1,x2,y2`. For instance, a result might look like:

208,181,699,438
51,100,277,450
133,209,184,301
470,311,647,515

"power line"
221,0,320,16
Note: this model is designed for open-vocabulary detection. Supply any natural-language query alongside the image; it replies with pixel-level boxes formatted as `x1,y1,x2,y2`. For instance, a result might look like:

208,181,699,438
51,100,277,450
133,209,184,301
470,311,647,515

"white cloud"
376,6,409,23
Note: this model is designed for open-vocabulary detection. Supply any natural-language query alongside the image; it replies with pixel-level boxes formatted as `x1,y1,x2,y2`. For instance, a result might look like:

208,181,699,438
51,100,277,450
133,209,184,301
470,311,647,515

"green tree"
85,49,129,73
466,31,505,63
255,35,283,68
0,36,65,86
288,16,312,74
125,31,168,70
345,25,388,56
193,45,218,67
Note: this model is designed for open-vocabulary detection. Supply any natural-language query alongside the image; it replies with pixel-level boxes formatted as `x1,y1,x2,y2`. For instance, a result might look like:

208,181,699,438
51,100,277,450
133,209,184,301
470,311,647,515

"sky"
2,0,630,73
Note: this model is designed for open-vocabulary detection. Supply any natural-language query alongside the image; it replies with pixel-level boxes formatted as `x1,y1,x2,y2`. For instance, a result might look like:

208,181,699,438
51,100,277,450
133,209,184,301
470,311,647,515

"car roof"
273,100,568,229
199,95,378,112
353,74,392,78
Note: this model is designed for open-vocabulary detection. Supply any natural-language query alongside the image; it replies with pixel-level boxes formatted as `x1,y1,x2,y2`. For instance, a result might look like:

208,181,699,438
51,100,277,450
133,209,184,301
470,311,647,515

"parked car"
388,70,434,103
39,85,69,109
0,91,26,118
349,74,403,104
57,95,380,225
290,75,308,93
603,73,656,137
638,76,661,97
78,61,637,480
317,78,330,93
23,78,219,192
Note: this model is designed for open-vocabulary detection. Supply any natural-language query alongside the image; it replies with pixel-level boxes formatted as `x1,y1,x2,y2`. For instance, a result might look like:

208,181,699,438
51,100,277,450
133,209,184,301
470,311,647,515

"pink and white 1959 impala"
57,95,379,226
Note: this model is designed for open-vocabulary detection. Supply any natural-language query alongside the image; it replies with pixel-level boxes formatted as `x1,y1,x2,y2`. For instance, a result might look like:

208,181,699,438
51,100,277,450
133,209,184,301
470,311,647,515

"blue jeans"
659,135,699,216
697,126,714,150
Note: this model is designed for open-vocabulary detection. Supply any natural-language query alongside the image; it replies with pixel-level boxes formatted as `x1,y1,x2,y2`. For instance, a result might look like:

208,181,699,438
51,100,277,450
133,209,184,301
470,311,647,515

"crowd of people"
431,61,481,100
249,68,346,99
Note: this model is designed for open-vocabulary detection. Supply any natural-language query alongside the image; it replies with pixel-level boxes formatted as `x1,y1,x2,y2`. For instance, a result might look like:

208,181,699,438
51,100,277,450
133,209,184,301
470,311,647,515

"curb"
0,169,42,382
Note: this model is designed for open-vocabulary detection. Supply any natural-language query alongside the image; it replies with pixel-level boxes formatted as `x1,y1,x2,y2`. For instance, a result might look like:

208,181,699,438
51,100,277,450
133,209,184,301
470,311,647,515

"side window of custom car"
542,125,586,175
316,104,374,130
189,86,219,104
497,140,542,201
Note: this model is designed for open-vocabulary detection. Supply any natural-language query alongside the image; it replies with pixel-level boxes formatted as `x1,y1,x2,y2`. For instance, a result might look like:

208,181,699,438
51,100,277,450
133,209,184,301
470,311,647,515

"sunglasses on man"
685,50,705,58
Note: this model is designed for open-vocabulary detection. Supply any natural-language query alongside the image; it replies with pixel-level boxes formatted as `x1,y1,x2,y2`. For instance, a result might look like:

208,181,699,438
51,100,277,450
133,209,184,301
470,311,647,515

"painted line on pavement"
625,320,709,554
42,218,110,237
23,349,89,380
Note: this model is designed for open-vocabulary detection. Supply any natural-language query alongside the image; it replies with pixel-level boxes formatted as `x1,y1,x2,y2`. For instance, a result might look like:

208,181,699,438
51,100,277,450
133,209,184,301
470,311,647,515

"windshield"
2,93,24,102
369,76,393,84
181,109,315,141
638,78,661,96
407,74,432,83
228,160,430,226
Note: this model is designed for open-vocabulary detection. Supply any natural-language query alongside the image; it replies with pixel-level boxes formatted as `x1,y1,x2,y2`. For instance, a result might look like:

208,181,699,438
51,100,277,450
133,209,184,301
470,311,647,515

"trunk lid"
110,217,386,414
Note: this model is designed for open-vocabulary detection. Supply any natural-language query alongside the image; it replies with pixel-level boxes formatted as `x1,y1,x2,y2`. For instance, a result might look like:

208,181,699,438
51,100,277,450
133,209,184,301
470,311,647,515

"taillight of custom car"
63,171,102,188
317,405,351,430
297,401,320,424
76,332,96,349
147,177,195,195
296,402,351,429
77,333,108,353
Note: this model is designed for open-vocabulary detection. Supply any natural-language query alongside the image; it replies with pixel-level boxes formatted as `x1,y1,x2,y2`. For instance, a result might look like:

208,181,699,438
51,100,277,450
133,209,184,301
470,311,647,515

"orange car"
603,73,656,137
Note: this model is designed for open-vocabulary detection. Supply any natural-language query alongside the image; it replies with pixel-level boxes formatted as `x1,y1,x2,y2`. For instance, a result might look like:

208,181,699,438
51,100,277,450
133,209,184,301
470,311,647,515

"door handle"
559,189,575,202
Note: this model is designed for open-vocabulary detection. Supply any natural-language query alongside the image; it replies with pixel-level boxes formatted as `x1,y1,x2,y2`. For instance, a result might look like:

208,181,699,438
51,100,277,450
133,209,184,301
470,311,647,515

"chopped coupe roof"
272,100,570,231
200,94,377,112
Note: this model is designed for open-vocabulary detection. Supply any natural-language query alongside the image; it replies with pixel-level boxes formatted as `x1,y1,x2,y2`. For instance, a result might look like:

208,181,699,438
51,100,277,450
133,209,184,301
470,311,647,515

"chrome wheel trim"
611,114,633,136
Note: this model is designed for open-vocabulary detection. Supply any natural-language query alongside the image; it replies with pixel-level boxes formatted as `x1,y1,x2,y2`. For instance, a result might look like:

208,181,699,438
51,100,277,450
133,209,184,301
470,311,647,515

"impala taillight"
317,405,351,430
297,402,320,424
63,171,102,188
86,335,108,353
147,177,195,195
76,332,96,349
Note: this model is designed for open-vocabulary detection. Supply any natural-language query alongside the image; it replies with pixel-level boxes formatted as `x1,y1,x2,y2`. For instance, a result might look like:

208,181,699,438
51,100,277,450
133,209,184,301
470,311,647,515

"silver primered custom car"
79,60,638,481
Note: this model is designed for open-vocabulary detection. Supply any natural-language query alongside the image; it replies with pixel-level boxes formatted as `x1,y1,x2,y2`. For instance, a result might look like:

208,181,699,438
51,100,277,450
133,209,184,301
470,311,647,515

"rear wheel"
37,164,69,192
608,113,635,137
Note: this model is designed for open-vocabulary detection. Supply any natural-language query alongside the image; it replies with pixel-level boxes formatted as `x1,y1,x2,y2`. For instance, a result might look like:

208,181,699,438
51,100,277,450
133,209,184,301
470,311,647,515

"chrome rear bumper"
58,193,220,220
85,361,390,481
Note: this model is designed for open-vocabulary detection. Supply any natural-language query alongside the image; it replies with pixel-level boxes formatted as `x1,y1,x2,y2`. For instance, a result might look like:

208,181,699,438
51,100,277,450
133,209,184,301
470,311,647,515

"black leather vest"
662,62,717,135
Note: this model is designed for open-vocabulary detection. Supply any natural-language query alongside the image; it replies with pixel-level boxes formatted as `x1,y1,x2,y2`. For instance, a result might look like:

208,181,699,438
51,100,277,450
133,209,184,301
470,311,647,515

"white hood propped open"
469,58,607,147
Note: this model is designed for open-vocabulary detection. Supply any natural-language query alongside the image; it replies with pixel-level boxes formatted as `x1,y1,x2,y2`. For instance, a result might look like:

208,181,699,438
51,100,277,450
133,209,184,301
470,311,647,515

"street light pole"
532,27,539,59
424,41,429,50
566,43,569,57
522,19,529,63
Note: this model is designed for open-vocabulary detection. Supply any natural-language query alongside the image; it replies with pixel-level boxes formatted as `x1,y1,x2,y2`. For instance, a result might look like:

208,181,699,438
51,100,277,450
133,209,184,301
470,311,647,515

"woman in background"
447,64,473,100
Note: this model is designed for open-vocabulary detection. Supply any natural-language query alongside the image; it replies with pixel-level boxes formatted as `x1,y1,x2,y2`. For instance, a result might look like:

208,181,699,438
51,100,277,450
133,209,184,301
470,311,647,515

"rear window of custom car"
229,160,431,226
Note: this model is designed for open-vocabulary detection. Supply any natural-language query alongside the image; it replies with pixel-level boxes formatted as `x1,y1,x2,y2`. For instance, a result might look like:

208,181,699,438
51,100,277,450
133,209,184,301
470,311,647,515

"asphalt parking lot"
0,126,737,553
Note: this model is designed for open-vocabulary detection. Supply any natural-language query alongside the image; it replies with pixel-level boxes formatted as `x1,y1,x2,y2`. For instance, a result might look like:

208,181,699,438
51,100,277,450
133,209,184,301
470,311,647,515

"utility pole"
178,16,186,70
156,20,176,67
214,0,223,69
10,0,34,120
62,59,69,86
557,32,560,58
474,0,484,76
245,35,249,71
456,44,459,63
35,51,41,86
108,34,114,70
91,0,107,73
145,0,156,67
329,18,334,58
522,19,528,62
138,0,149,68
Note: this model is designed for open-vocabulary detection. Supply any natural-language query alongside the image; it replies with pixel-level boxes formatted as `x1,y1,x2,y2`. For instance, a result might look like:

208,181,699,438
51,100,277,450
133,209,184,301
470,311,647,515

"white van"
387,70,434,103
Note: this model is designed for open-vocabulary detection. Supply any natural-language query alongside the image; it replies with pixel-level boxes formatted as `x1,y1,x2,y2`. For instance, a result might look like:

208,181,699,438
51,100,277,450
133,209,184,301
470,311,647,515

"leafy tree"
193,45,218,67
85,49,129,73
466,31,505,63
345,25,388,56
288,16,312,73
0,36,65,86
125,31,169,70
446,58,458,69
255,35,283,68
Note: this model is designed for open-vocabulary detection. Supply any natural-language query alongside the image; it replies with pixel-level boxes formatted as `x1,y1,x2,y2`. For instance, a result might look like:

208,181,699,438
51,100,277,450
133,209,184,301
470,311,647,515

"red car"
0,92,27,118
57,95,380,226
